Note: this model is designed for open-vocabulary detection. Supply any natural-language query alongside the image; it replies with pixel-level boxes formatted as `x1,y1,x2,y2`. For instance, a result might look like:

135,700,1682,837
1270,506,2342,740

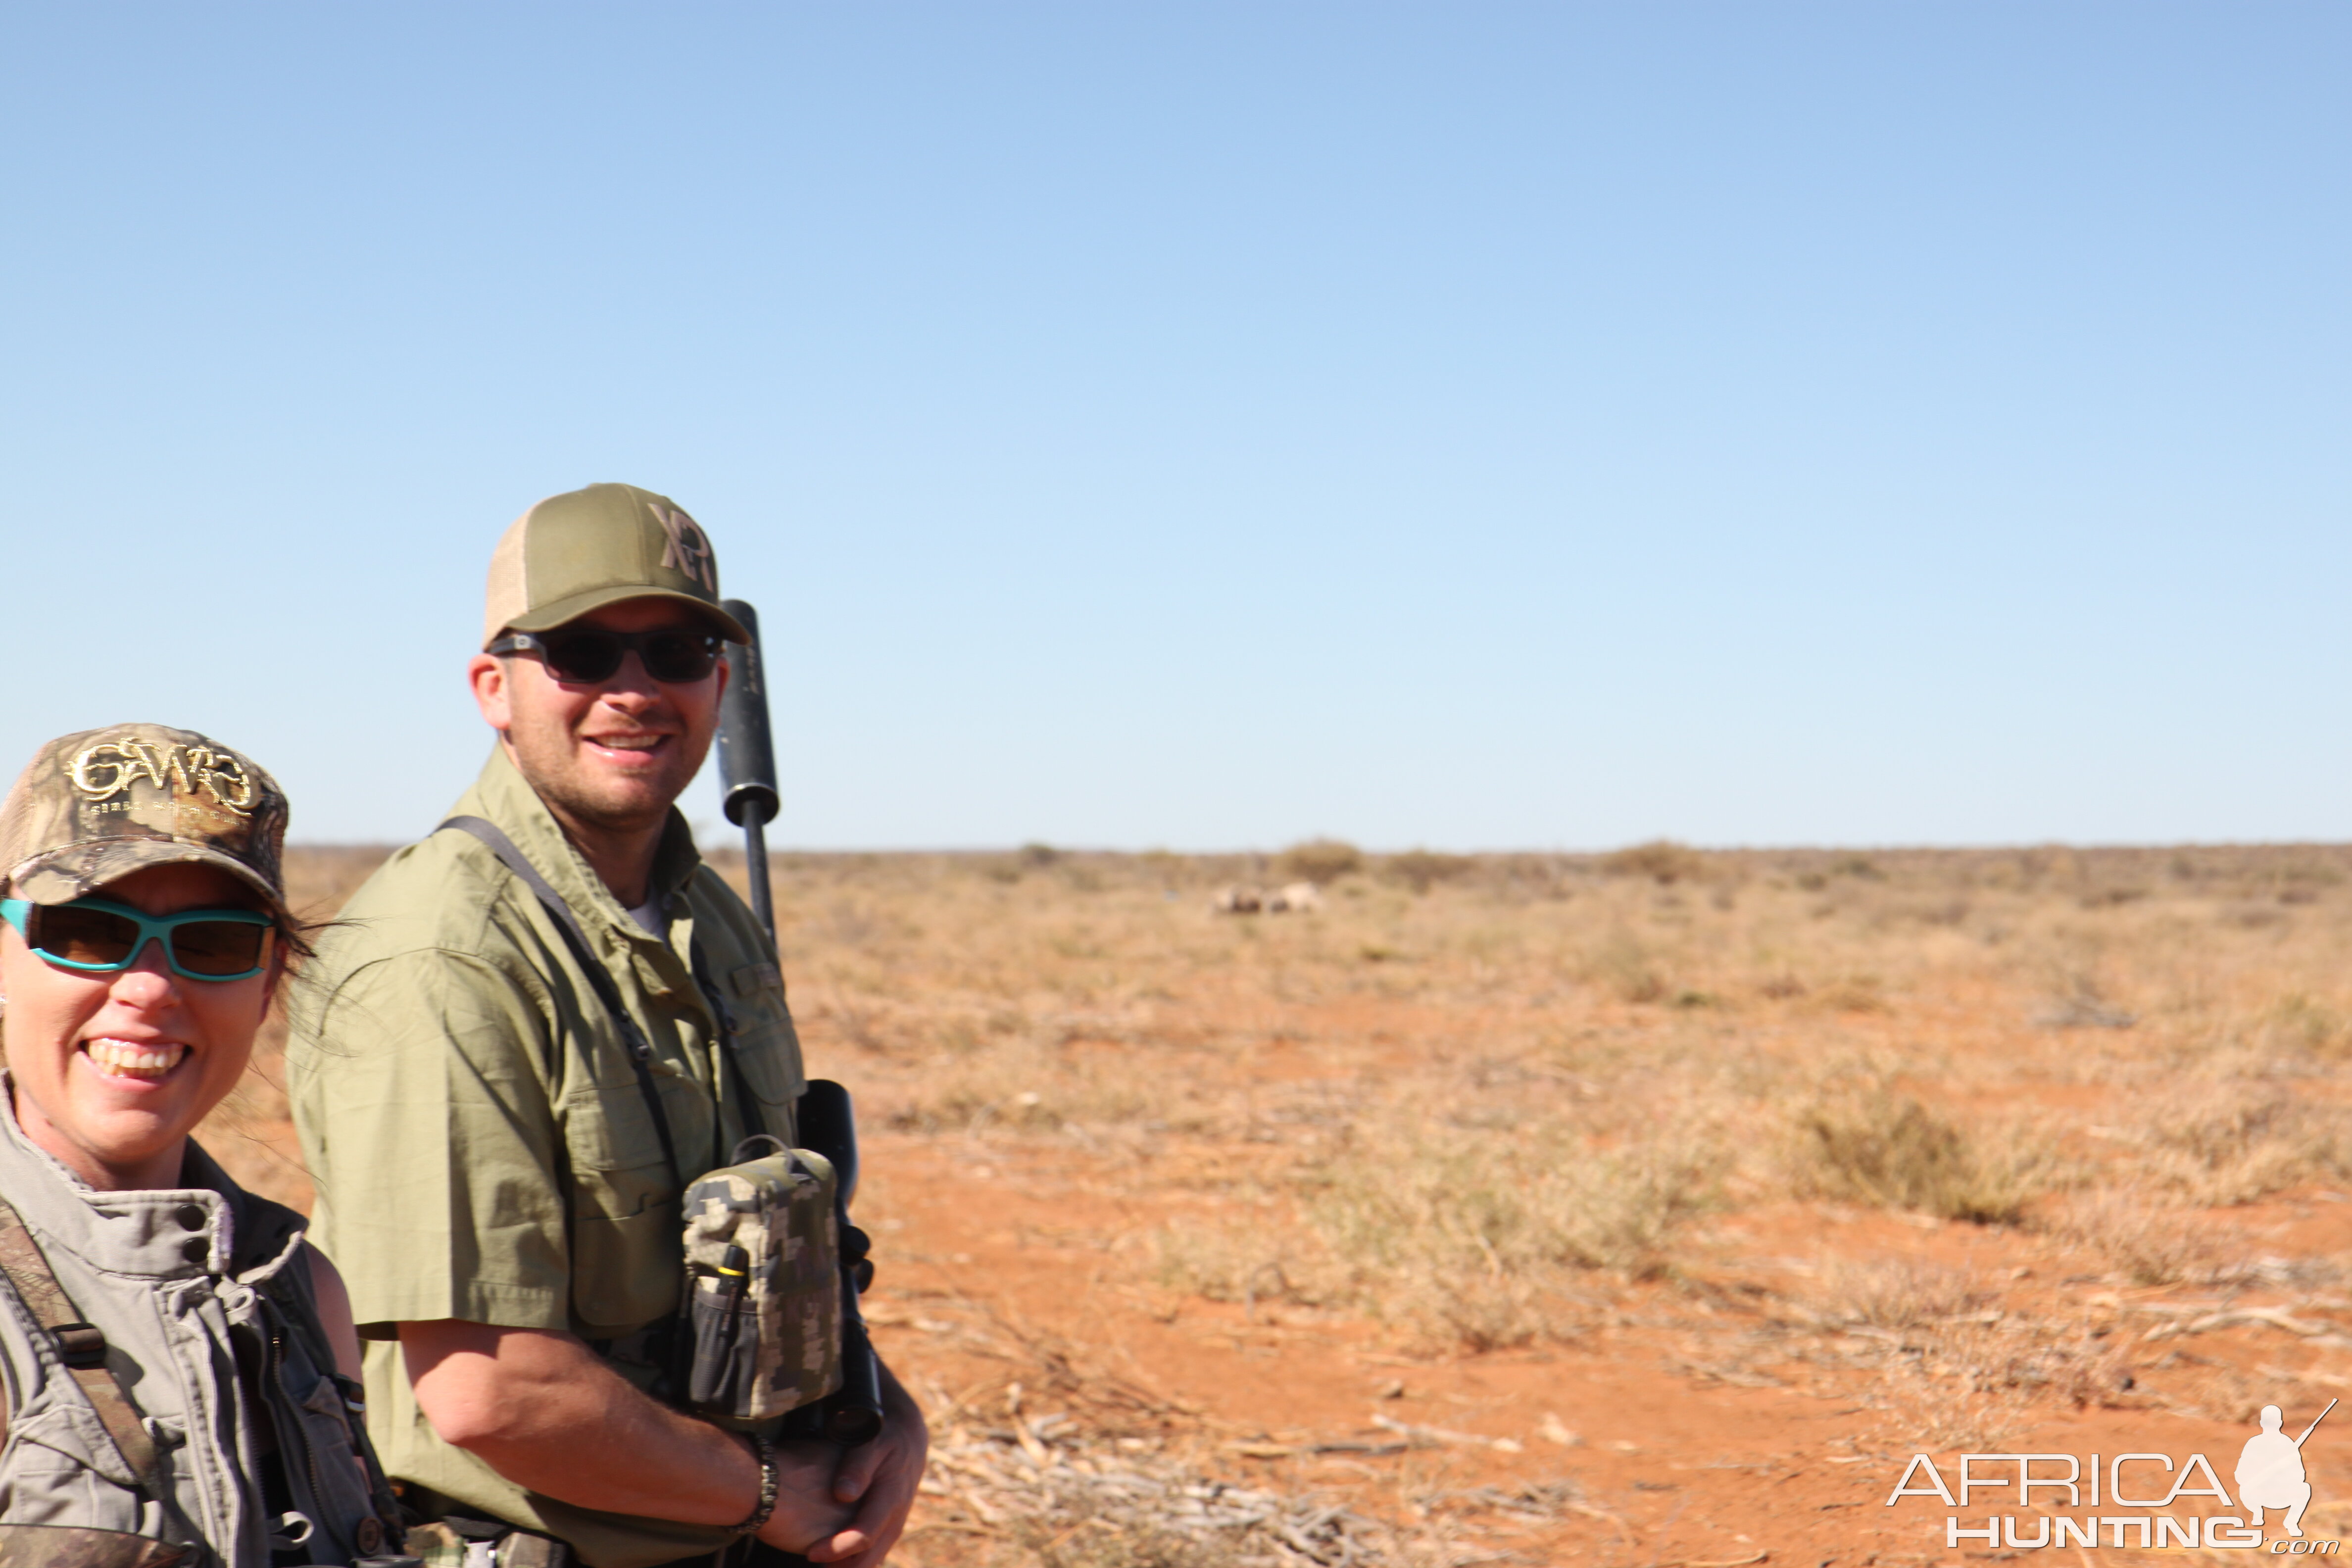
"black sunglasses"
489,627,726,685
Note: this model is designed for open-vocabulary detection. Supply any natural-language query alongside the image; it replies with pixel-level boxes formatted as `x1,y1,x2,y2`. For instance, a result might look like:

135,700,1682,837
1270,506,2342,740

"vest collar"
0,1076,303,1284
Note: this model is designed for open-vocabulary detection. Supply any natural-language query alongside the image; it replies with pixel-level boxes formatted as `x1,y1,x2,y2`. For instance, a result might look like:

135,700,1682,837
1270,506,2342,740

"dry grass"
207,837,2352,1553
1302,1121,1722,1346
230,838,2352,1286
1789,1085,2059,1223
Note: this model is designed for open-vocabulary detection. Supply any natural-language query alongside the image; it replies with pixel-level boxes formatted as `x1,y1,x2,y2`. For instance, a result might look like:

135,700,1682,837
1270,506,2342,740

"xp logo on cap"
483,482,749,650
655,505,716,593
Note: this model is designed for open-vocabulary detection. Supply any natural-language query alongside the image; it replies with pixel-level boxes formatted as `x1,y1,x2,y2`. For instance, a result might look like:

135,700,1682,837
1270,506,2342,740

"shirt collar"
464,743,705,934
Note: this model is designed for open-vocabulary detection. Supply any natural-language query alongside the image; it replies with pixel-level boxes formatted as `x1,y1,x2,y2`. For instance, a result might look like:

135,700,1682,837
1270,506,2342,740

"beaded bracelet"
730,1431,781,1538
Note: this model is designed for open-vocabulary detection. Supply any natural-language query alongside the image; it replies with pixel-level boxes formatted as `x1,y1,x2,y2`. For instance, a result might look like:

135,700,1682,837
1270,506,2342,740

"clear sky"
2,3,2343,851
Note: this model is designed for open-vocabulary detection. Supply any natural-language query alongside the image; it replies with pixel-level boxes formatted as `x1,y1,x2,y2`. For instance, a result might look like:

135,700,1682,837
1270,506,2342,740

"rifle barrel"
715,598,781,946
2299,1397,2338,1445
714,603,886,1447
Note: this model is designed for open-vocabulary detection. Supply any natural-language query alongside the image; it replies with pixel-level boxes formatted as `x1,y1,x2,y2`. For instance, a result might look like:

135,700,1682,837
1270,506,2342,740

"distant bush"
1383,849,1473,894
1601,839,1704,884
1274,838,1363,886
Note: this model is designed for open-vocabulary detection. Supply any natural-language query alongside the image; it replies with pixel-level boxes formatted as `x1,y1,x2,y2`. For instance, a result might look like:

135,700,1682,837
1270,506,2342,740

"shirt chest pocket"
560,1065,694,1332
721,977,804,1135
561,1073,695,1182
552,990,712,1179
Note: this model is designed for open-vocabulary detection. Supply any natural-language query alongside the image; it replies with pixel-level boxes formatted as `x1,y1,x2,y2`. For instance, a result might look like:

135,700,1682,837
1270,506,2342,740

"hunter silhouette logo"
1884,1399,2337,1552
2243,1401,2334,1539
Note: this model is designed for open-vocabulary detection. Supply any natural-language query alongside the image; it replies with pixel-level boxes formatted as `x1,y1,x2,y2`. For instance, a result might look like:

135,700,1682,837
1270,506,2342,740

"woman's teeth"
84,1038,187,1079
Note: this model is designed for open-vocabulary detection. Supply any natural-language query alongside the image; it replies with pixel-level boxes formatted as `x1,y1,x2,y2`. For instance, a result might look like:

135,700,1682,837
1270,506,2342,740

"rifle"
2297,1399,2338,1446
717,598,886,1449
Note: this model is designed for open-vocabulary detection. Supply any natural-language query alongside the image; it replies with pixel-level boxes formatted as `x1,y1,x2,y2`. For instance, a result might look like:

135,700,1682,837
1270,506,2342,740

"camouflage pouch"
682,1137,844,1421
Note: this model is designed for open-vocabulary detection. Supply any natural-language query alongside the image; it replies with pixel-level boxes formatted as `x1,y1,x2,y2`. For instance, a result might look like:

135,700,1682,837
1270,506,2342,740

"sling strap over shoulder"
436,816,684,1186
689,938,766,1143
0,1197,161,1488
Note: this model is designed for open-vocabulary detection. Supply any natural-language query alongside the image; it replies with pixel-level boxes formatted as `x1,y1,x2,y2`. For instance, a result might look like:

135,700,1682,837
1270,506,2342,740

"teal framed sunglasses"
0,897,275,981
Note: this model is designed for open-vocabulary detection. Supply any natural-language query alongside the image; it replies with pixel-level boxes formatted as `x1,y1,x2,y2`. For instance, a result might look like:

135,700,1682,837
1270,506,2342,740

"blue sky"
2,3,2343,850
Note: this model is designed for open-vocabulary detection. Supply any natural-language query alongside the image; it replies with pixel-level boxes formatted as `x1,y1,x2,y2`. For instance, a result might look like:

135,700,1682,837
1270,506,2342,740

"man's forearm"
399,1320,843,1542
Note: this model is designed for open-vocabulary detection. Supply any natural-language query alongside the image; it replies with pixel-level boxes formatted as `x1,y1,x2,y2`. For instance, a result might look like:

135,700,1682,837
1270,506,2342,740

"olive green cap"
0,724,290,919
482,482,750,650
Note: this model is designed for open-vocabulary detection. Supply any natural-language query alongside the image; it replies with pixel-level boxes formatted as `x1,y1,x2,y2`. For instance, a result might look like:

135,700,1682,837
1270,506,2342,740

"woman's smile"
80,1035,192,1082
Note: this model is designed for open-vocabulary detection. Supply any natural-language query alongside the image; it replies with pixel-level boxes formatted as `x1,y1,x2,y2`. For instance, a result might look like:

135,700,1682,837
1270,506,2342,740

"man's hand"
793,1362,931,1567
401,1321,855,1551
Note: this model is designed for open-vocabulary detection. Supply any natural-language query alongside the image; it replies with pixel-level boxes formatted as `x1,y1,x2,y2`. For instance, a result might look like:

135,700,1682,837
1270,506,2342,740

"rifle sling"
689,939,766,1143
0,1197,163,1488
436,816,684,1187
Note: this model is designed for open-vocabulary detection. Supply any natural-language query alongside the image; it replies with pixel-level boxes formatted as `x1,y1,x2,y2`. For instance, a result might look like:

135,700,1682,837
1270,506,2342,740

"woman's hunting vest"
0,1102,405,1567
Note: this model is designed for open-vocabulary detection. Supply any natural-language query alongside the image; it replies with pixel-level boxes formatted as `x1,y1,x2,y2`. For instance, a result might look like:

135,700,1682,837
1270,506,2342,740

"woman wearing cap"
0,725,406,1568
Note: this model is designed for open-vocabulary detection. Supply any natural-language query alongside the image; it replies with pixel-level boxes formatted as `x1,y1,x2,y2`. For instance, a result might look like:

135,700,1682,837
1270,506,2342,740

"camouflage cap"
0,725,290,919
483,482,750,650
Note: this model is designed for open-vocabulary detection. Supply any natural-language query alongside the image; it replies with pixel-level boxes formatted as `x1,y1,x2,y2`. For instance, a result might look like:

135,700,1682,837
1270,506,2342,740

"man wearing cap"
286,485,926,1568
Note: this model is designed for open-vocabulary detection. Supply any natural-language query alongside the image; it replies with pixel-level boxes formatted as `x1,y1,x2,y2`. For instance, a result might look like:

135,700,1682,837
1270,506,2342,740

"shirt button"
174,1204,206,1231
181,1237,209,1265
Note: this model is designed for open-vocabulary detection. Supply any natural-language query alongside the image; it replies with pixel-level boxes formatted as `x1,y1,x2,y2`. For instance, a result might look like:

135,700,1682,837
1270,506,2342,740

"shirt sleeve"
295,949,570,1336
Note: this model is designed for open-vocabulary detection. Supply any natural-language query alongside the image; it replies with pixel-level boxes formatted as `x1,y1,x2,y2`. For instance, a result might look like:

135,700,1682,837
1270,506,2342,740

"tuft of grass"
1586,930,1668,1004
1817,1259,1991,1330
2124,1081,2349,1204
1600,839,1704,884
1792,1090,2050,1224
2047,1191,2251,1287
1148,1223,1309,1314
1274,837,1364,885
1305,1124,1721,1347
1383,848,1474,894
1013,1521,1220,1568
878,1040,1165,1134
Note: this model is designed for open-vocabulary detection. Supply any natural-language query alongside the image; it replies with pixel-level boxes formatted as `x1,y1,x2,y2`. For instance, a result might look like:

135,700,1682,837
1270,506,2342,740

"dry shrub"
1383,848,1474,894
1813,1263,2134,1447
1305,1124,1721,1348
1821,1259,1990,1329
1809,974,1891,1015
1010,1519,1219,1568
2046,1190,2251,1287
944,1427,1390,1568
1600,838,1704,884
1943,1325,2138,1417
1586,930,1668,1004
2263,993,2351,1056
1274,838,1363,885
2123,1080,2349,1204
880,1042,1161,1134
1791,1089,2052,1223
1148,1220,1309,1313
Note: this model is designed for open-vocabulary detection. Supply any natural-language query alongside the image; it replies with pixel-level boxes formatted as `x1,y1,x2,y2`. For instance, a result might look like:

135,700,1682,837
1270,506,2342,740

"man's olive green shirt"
286,747,805,1568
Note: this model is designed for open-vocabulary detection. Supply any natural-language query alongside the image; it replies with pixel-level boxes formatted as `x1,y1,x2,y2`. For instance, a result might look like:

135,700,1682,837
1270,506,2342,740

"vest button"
174,1204,206,1231
181,1237,209,1265
356,1518,385,1554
